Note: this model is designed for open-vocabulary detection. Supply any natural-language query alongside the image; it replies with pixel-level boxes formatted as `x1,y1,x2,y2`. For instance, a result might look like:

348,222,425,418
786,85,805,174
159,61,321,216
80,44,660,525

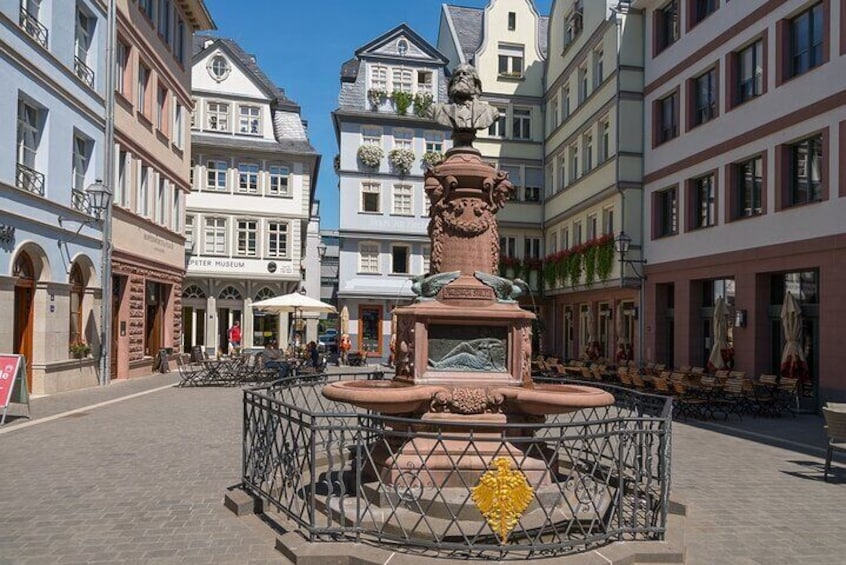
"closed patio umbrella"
615,302,627,363
780,291,807,382
339,305,350,335
707,296,729,371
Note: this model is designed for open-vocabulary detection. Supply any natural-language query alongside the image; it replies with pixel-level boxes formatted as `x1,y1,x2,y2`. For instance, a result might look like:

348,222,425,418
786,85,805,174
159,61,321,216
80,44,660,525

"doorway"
217,307,241,355
111,275,124,378
13,252,35,390
358,305,382,356
145,281,168,358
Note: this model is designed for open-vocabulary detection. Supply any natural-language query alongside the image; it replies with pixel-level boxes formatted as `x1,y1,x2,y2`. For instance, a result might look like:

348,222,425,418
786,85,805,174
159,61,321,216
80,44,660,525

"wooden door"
13,253,35,390
110,276,121,378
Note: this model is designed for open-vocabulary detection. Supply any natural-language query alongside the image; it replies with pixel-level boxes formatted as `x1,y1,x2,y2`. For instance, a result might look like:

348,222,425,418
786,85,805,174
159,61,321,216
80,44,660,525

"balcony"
19,6,48,49
74,56,95,89
71,189,90,213
16,163,45,196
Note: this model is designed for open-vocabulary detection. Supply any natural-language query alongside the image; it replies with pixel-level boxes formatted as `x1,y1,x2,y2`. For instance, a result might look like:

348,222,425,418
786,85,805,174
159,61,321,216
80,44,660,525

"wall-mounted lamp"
735,309,747,328
615,230,647,280
317,241,327,259
58,180,112,228
0,223,15,243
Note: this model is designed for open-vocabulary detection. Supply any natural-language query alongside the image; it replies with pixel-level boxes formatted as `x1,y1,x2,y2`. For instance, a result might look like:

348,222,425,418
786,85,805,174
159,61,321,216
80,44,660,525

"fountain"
322,64,614,496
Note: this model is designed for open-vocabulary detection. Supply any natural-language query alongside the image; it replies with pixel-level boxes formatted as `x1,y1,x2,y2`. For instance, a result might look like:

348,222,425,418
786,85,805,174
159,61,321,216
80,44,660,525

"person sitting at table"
260,340,289,377
306,341,320,369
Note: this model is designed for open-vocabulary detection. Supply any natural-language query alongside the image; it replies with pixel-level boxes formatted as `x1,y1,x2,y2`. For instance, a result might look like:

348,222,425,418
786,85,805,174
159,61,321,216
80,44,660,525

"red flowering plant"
499,255,522,277
521,257,543,280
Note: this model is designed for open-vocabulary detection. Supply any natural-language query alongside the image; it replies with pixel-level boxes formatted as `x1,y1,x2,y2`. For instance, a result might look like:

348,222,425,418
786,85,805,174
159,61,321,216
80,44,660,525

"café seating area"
175,348,324,387
533,356,803,421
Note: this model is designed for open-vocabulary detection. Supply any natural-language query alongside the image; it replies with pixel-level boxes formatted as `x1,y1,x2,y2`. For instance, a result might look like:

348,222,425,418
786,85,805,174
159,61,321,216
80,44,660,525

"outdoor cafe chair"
775,377,800,418
176,354,210,387
671,380,707,421
822,407,846,481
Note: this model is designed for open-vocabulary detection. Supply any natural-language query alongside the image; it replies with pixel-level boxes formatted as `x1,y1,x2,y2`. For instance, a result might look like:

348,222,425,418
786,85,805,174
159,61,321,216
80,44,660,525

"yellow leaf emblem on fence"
471,456,534,544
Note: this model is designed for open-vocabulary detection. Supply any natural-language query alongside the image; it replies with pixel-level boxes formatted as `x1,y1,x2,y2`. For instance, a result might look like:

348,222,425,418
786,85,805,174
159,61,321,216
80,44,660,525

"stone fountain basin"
322,381,443,414
495,383,615,415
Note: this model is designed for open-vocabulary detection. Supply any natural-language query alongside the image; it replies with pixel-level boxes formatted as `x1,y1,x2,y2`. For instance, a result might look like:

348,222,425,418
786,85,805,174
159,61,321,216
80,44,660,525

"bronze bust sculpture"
430,64,499,144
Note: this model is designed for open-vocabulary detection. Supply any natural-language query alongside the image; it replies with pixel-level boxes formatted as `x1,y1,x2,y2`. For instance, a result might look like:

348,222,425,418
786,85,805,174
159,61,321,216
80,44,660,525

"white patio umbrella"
253,292,337,347
585,306,597,359
780,291,806,379
615,302,627,362
708,296,729,371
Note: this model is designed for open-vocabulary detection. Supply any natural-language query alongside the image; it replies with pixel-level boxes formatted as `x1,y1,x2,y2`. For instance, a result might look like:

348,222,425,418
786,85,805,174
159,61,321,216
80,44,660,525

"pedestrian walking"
228,320,241,355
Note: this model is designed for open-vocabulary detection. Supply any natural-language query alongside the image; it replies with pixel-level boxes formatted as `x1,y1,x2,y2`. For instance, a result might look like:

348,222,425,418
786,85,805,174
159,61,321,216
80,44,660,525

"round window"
207,54,230,81
397,39,408,56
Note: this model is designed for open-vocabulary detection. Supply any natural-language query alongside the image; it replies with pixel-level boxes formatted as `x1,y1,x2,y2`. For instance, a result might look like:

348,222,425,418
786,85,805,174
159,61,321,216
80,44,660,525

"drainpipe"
100,0,116,385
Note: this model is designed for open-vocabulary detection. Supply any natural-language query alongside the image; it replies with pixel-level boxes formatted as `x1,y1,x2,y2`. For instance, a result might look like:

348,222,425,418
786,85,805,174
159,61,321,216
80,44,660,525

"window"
172,189,182,231
370,65,387,91
562,86,570,116
116,41,129,96
587,214,598,240
158,0,171,44
391,245,410,274
736,156,763,217
693,67,717,126
393,129,412,150
203,217,227,255
236,220,257,256
425,134,443,153
20,0,47,47
392,67,413,92
422,245,431,274
583,133,593,174
499,236,516,257
790,135,823,205
558,156,566,190
175,17,185,64
789,2,824,77
600,120,610,162
268,165,290,196
185,215,195,248
657,91,678,144
71,135,90,193
502,165,521,199
155,176,166,224
548,232,557,254
238,163,259,193
156,85,168,132
359,243,380,273
593,49,604,87
656,0,679,52
498,44,524,77
693,174,716,228
569,144,579,182
238,105,261,135
550,97,559,129
139,0,153,20
392,184,412,215
16,99,40,171
397,39,408,56
561,227,570,250
74,7,94,85
116,149,129,207
524,237,541,259
603,207,614,234
508,11,516,31
736,40,763,104
362,126,381,146
207,101,230,132
138,164,150,216
69,264,84,349
208,54,230,81
691,0,718,27
417,71,433,95
655,187,678,237
361,182,380,213
574,221,583,245
512,108,531,139
565,2,584,45
525,167,542,202
137,64,150,115
266,222,289,258
488,107,507,137
206,160,227,191
172,100,184,148
190,98,198,129
578,65,588,103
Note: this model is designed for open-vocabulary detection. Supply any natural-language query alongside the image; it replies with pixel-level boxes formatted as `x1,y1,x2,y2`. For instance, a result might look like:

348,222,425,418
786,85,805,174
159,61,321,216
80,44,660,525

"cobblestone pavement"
0,370,844,564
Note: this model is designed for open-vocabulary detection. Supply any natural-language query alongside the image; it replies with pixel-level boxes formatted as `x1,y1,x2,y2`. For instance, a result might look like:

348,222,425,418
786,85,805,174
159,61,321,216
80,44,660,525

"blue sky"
202,0,553,230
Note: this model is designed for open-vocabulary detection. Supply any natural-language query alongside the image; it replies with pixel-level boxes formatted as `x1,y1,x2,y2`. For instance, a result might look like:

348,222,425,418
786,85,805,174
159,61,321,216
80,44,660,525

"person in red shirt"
227,320,241,355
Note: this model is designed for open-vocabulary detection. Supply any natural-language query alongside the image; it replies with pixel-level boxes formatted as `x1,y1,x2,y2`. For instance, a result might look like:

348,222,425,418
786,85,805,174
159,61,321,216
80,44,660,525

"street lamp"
317,241,327,259
86,180,112,219
615,230,647,364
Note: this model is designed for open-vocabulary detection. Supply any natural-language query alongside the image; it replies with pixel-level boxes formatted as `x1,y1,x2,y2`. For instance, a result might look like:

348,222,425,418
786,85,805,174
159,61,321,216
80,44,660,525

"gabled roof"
192,35,299,111
443,4,549,63
353,23,449,65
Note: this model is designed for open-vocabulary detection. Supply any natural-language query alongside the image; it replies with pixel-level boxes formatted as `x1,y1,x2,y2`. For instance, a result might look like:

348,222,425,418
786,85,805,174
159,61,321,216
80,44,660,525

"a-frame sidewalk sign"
0,354,30,425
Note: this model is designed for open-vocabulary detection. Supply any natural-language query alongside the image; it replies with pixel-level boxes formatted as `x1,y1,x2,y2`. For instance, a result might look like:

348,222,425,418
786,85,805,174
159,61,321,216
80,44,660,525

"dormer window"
397,39,408,56
207,54,230,82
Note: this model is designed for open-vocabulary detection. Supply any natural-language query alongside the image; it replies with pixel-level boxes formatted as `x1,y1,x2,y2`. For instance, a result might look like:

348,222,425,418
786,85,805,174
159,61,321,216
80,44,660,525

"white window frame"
72,134,89,192
185,214,195,248
425,133,443,153
583,133,593,174
422,245,431,275
137,64,149,114
362,126,382,146
206,159,228,191
392,183,413,216
359,242,380,273
266,221,289,258
393,129,413,150
578,65,588,104
155,175,167,225
238,104,261,135
115,149,129,207
602,207,614,235
206,101,230,132
203,216,227,255
75,7,93,66
370,64,388,91
416,70,433,95
361,182,381,213
172,189,182,232
593,48,604,88
268,164,290,197
600,120,610,163
569,144,579,182
236,219,258,257
237,162,259,194
391,67,413,93
497,43,524,78
488,107,507,137
156,85,168,132
137,163,150,217
512,108,531,140
172,100,184,149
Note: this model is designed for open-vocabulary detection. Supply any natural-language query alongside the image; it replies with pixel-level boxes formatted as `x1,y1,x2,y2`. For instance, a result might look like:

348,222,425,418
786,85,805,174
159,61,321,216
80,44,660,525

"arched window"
13,252,34,280
69,263,85,347
218,286,242,300
254,287,275,301
182,284,206,299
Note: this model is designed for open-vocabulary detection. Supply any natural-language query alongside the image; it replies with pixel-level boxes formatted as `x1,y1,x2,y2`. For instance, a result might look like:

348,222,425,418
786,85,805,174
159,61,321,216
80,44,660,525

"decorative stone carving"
430,387,505,415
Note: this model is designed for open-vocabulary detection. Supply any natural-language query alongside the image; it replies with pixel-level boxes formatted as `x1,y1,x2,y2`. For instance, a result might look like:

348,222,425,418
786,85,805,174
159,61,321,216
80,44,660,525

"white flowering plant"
388,148,416,175
421,151,444,169
367,88,388,109
357,144,384,168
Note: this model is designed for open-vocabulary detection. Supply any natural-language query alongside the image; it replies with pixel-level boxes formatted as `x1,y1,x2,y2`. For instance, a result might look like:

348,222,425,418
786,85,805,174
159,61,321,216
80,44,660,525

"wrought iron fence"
16,163,45,196
19,6,48,49
242,372,671,559
71,189,90,213
74,56,95,88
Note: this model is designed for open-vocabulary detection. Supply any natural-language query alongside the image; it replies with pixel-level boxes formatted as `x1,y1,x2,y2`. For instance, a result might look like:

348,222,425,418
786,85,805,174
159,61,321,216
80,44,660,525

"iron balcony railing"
19,6,48,49
71,189,90,213
241,372,672,559
16,163,45,196
74,56,95,89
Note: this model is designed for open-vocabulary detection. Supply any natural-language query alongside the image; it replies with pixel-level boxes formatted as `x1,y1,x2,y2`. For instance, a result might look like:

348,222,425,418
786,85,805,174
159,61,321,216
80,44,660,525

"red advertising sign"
0,355,23,409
